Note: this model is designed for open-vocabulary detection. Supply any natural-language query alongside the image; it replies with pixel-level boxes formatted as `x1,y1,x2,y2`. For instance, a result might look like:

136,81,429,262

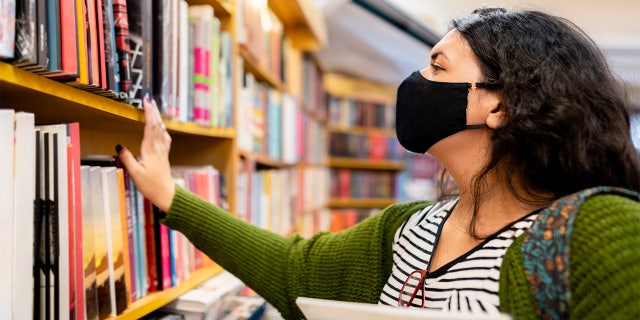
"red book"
159,224,172,290
143,199,158,292
67,123,85,320
368,132,388,160
95,0,108,89
87,0,101,86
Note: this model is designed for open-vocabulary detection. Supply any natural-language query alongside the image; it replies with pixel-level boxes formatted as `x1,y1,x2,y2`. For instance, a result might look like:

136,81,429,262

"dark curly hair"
451,7,640,237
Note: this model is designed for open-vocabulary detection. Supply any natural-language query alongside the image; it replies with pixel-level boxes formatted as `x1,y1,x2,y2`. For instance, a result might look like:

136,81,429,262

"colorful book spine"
112,0,131,101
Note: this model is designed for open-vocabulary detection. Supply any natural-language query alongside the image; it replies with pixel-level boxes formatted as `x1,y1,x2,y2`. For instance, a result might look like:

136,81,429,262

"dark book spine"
33,130,42,319
36,0,49,70
152,0,169,113
13,0,37,66
112,0,131,102
45,0,60,71
126,0,152,108
51,133,60,320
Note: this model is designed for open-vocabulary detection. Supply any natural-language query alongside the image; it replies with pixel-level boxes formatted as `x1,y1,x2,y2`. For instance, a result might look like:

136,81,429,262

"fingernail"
115,144,123,154
144,93,150,103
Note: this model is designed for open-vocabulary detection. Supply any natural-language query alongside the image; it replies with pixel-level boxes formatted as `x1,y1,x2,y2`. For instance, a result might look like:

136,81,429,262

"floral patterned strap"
521,186,640,320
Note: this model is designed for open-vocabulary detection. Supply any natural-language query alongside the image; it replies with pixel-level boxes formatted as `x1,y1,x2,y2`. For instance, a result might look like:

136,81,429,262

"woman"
117,7,640,319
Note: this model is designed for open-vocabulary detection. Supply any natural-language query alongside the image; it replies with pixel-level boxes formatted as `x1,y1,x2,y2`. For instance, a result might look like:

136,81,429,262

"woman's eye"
431,64,444,72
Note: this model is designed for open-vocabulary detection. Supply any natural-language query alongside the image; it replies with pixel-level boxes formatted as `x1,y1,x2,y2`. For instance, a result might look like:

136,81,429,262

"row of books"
0,109,226,320
330,132,403,160
330,169,397,199
236,159,330,236
328,96,396,129
297,208,381,237
236,0,285,84
237,71,328,164
0,0,233,127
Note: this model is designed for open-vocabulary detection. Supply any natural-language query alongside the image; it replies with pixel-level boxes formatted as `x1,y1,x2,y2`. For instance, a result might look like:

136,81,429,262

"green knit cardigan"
162,185,640,319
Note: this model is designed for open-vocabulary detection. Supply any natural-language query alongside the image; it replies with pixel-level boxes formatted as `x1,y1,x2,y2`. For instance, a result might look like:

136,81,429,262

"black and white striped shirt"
379,199,539,313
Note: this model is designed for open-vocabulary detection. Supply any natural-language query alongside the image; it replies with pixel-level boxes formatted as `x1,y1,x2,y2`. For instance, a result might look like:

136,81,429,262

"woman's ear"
486,103,506,129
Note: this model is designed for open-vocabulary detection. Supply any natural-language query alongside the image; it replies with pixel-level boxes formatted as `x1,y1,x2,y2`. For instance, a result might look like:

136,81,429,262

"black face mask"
395,71,495,154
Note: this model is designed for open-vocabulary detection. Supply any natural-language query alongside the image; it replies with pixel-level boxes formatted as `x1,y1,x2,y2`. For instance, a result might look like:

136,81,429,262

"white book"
0,109,16,319
90,166,112,319
13,112,36,320
296,297,513,320
162,270,243,315
101,167,130,316
177,0,189,123
37,124,71,320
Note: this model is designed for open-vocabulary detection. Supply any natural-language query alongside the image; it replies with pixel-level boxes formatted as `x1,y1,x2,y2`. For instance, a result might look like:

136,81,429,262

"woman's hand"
117,96,175,212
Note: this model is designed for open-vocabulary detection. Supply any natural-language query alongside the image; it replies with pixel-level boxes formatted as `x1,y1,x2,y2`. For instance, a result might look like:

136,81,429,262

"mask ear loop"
466,82,499,130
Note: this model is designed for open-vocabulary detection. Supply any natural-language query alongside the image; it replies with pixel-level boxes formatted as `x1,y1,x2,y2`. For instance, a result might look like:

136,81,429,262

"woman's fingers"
117,96,176,212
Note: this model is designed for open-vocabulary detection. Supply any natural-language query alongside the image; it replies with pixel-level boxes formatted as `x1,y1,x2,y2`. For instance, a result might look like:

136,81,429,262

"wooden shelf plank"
324,73,397,103
329,126,396,136
185,0,234,17
239,47,286,91
111,265,224,320
329,157,404,171
239,149,297,169
329,198,396,208
268,0,327,50
0,62,235,139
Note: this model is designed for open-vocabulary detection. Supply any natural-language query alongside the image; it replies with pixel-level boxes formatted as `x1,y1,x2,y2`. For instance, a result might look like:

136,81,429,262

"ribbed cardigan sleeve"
162,185,432,319
499,194,640,319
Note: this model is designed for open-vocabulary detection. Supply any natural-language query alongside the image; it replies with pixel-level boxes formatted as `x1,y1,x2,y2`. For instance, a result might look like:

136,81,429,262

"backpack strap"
521,186,640,320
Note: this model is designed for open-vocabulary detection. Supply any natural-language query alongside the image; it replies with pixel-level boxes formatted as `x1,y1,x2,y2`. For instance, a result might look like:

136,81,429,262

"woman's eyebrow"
431,51,448,62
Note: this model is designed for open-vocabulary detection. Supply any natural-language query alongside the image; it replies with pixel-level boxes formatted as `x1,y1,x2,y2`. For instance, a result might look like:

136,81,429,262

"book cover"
116,168,135,305
161,271,243,316
101,167,129,316
88,166,112,319
0,0,16,58
166,0,178,118
86,0,101,86
12,112,36,320
30,0,49,71
117,164,138,302
45,0,61,73
126,0,152,108
0,110,15,319
38,124,71,320
73,0,89,85
112,0,131,101
131,180,148,299
152,0,170,114
66,122,84,320
188,4,213,124
94,0,107,89
104,0,121,95
143,198,159,293
13,0,37,66
176,0,188,122
81,166,99,320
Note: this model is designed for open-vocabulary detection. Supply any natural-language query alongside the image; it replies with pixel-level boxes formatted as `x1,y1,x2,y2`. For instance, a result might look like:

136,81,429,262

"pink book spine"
159,224,172,290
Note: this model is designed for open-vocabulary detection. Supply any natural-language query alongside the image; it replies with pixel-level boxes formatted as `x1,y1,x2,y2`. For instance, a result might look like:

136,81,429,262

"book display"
325,73,405,231
0,0,327,319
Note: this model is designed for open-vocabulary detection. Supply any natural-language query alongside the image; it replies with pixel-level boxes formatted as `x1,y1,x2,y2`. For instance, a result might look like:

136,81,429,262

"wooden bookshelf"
239,149,298,169
0,0,329,318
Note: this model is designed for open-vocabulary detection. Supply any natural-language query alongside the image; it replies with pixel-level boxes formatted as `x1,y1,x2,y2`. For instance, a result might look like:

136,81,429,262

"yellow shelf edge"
0,61,143,121
329,157,404,171
112,265,224,320
239,47,286,91
268,0,327,50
